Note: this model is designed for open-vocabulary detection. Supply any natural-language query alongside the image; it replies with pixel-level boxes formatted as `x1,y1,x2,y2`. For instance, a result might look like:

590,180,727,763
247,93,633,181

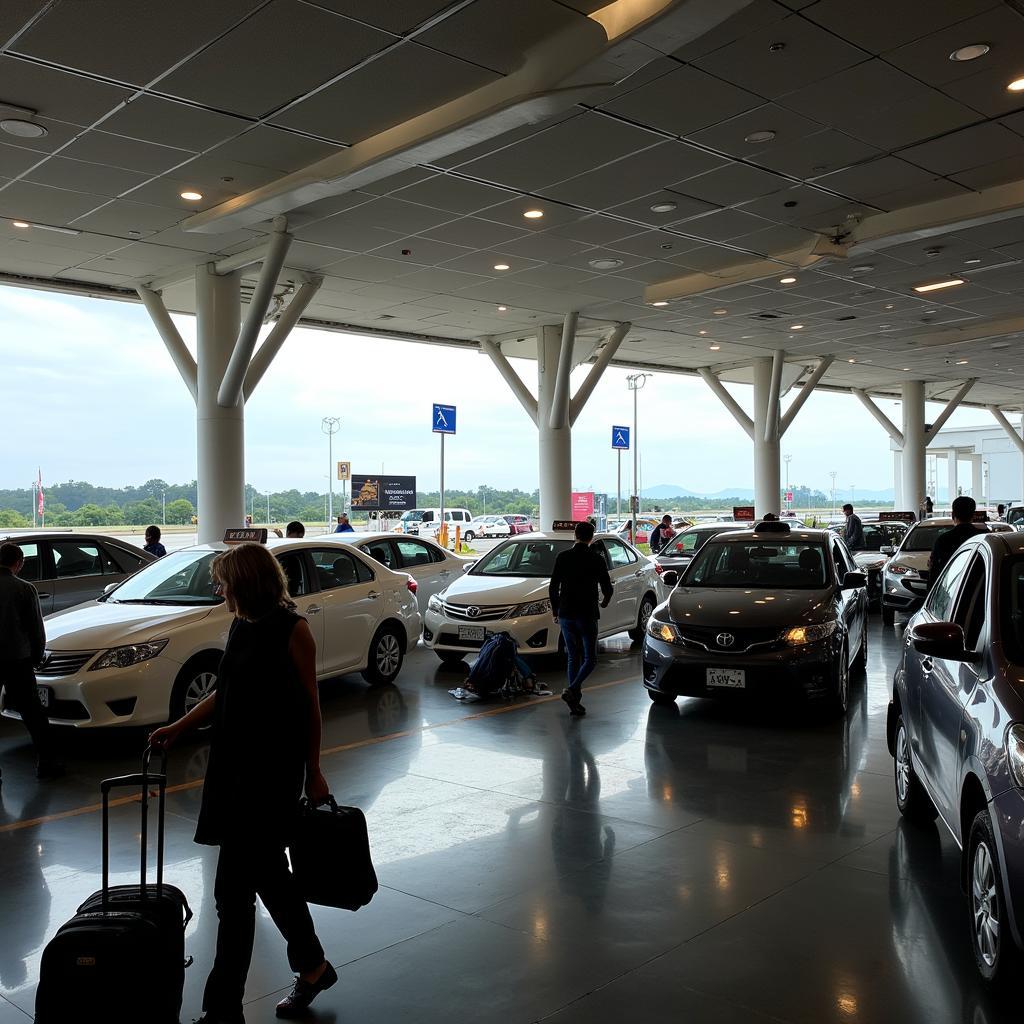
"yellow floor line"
0,676,632,834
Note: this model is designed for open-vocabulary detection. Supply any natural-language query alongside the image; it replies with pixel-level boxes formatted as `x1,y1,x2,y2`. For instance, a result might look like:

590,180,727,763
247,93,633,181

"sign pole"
440,431,446,531
617,449,621,527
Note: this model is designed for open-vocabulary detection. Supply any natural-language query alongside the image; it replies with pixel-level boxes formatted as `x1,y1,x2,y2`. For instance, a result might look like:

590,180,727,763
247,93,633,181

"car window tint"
106,545,146,573
925,547,972,620
51,542,105,578
395,539,434,568
14,542,41,581
605,539,634,567
831,541,853,577
308,549,364,590
277,552,308,598
953,557,986,650
364,540,395,569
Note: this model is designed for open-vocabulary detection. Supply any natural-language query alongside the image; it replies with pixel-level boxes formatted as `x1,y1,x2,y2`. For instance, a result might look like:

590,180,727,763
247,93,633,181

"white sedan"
332,532,473,616
422,531,666,663
7,537,422,729
464,516,511,541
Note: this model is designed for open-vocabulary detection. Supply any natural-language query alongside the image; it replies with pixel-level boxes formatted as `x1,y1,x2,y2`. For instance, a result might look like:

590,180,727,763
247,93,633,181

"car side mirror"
662,570,679,587
841,571,867,590
880,545,894,555
910,621,978,662
103,581,118,594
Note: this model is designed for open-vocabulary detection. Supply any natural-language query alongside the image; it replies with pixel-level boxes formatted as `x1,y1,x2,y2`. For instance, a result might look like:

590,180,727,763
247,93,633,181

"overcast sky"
0,283,994,499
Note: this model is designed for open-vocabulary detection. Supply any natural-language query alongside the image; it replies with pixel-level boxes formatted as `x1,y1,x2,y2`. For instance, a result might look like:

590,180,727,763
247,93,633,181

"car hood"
442,574,548,605
44,600,220,650
888,551,930,571
666,586,833,628
852,551,887,570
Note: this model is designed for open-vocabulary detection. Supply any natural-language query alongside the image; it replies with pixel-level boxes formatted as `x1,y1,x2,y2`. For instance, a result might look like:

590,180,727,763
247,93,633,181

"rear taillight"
406,577,418,594
654,563,664,575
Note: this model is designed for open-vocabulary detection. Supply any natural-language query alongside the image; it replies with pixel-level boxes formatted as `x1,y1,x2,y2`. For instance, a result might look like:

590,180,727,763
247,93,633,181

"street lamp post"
626,372,652,544
783,454,792,511
321,416,340,531
830,471,837,519
162,490,166,526
851,483,856,506
266,490,271,525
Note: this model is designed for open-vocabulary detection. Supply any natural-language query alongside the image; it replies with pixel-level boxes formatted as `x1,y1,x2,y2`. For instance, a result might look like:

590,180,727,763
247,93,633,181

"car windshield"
401,510,424,523
900,525,951,552
471,538,573,577
104,549,222,605
662,530,717,554
686,539,829,589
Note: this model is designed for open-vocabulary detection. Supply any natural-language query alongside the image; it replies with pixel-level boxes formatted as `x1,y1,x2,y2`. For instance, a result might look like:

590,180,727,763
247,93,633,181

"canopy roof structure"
1,0,1024,409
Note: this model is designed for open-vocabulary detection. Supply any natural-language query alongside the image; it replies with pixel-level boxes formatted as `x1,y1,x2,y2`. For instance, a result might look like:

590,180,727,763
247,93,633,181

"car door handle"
37,592,52,599
368,590,381,600
633,569,646,577
305,604,322,615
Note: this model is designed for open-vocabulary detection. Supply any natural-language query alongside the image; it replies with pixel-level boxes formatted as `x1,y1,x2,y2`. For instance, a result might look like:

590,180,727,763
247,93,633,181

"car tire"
647,689,676,706
968,808,1020,985
464,531,475,542
436,651,465,666
362,625,404,686
828,644,850,716
170,655,219,720
893,713,938,823
628,594,657,643
882,606,895,626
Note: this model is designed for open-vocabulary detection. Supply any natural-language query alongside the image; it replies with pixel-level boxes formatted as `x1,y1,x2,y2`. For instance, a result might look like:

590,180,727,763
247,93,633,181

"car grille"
37,650,98,676
675,625,784,654
441,601,515,622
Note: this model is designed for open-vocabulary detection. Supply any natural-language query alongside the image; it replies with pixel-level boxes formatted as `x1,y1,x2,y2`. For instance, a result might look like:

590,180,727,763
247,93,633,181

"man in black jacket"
928,496,982,585
549,521,613,717
0,542,62,779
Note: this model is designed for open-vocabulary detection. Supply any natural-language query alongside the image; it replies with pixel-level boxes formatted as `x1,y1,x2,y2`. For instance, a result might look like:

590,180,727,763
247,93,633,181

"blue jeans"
559,617,599,693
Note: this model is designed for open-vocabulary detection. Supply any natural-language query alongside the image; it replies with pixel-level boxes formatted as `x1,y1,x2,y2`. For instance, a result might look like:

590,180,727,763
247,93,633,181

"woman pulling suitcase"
150,542,336,1024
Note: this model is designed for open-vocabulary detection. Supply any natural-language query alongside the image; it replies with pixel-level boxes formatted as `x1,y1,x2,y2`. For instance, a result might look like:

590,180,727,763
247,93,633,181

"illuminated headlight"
427,594,443,613
90,640,168,671
1007,725,1024,788
647,620,682,644
511,599,550,617
887,564,918,577
782,621,838,646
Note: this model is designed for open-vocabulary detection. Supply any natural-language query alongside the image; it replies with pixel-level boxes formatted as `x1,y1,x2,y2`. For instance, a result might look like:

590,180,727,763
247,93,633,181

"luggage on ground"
35,749,192,1024
465,631,519,696
289,796,378,911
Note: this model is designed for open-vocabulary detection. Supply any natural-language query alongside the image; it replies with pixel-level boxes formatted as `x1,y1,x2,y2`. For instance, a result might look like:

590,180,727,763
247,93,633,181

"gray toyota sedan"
643,520,868,714
889,530,1024,984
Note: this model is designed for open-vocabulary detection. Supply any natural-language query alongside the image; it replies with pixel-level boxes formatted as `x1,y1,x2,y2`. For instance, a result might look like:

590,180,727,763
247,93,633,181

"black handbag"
289,797,378,911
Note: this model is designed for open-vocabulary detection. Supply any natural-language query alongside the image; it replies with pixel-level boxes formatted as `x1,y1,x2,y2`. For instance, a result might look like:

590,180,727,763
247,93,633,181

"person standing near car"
649,515,675,554
928,495,982,585
549,521,613,718
149,543,335,1023
143,525,167,557
0,542,63,780
334,514,354,534
842,504,865,550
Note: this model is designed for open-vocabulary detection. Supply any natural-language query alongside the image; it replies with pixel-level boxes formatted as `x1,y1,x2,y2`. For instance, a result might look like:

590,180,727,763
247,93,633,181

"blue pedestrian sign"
433,403,456,434
612,425,630,450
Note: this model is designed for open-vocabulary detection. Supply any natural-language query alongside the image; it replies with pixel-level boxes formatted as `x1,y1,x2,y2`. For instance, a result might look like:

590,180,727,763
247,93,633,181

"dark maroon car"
503,514,535,535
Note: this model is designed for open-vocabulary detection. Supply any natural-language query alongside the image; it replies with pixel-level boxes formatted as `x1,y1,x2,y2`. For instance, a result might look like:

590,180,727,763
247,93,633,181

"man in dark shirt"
649,515,674,554
334,514,354,534
929,496,983,585
548,521,613,717
842,504,865,550
144,525,167,557
0,543,62,779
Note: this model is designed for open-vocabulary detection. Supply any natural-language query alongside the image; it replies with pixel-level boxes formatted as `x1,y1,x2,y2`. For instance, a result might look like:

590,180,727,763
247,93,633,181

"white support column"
537,325,572,529
902,380,927,519
971,455,983,501
894,450,904,508
135,286,198,400
548,312,577,430
947,450,959,503
196,265,245,543
751,357,781,516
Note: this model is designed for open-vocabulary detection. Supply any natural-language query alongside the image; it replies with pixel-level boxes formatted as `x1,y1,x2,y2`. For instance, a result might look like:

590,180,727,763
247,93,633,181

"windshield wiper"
111,598,212,605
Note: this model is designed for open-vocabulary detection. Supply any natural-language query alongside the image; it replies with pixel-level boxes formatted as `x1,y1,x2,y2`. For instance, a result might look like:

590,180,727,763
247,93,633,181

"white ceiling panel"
898,122,1024,176
23,156,149,198
0,178,105,223
308,0,450,34
0,54,129,126
99,96,250,152
59,132,193,176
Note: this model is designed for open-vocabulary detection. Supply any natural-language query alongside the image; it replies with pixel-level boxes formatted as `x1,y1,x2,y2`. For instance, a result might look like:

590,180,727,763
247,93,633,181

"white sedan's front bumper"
423,608,558,655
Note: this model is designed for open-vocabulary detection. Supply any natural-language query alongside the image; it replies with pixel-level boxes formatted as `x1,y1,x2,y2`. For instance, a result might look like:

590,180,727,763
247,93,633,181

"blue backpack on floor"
466,632,518,696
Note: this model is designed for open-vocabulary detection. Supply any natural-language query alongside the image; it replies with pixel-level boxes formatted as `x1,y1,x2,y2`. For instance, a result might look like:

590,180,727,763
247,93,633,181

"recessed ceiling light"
497,305,507,311
902,367,910,371
12,220,29,228
924,247,943,257
914,278,964,293
964,257,982,265
649,201,677,213
924,309,937,314
651,300,669,307
884,303,894,310
956,359,969,365
713,308,728,315
180,190,203,201
709,343,721,350
744,130,776,144
588,257,623,270
790,323,805,330
950,43,990,62
523,209,544,219
0,118,47,138
698,329,708,335
493,263,510,271
848,358,856,363
1008,77,1024,92
127,229,142,237
779,276,796,284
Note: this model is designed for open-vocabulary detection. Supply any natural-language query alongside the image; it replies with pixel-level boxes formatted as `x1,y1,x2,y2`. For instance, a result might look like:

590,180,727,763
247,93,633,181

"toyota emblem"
715,632,735,648
466,606,481,619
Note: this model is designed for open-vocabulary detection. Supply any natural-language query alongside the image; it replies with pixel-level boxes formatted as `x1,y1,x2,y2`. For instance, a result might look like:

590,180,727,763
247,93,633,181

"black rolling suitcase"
35,749,193,1024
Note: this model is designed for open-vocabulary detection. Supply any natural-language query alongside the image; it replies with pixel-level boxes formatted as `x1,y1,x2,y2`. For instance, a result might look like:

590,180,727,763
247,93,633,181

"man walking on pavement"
842,504,865,550
0,543,63,780
649,515,675,554
549,521,613,717
929,495,982,585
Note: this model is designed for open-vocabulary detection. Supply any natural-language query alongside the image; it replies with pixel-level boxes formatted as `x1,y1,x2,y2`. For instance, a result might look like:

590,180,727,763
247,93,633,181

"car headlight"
887,564,918,577
1007,725,1024,788
90,640,168,671
427,594,443,613
646,619,682,644
511,599,551,617
782,621,838,646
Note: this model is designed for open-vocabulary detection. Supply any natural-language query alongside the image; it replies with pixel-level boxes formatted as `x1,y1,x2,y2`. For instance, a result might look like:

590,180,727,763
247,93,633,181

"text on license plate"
706,668,745,689
36,686,50,708
458,625,486,642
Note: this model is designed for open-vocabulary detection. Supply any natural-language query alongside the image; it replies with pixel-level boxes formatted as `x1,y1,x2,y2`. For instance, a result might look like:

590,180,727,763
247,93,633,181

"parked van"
399,508,473,536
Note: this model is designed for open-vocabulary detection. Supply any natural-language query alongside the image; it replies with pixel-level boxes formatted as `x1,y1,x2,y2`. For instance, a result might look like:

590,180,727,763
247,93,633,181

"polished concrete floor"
0,622,1014,1023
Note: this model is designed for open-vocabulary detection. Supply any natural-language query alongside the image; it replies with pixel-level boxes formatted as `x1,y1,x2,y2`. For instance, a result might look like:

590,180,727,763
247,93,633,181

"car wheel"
464,531,475,542
362,626,404,685
828,644,849,716
170,656,219,720
893,713,938,822
436,651,465,666
628,594,657,643
647,689,676,706
882,605,896,626
968,809,1020,984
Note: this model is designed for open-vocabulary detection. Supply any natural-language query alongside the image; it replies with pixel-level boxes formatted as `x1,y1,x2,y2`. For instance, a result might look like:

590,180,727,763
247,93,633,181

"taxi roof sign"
223,527,268,544
551,520,583,532
878,511,916,523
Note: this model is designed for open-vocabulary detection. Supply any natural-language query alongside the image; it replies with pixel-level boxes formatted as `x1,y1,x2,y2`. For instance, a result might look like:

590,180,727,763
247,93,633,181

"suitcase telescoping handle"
100,746,167,905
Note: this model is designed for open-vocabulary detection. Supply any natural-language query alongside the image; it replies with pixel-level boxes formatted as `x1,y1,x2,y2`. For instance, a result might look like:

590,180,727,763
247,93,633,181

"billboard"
733,506,756,521
571,491,595,519
351,475,417,511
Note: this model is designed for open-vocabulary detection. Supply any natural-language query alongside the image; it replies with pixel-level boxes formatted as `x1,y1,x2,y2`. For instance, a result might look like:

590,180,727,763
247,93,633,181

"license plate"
458,625,486,642
706,667,745,689
36,686,51,708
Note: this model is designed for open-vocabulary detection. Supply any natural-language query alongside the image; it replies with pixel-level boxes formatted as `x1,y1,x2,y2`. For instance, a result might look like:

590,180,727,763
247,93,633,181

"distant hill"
640,484,698,498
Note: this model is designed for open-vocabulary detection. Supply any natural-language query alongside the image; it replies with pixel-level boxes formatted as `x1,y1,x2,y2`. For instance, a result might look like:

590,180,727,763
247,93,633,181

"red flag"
37,468,44,518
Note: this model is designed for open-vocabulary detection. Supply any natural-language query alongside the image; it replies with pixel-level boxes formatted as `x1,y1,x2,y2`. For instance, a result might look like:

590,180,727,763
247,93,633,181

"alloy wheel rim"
640,599,654,629
895,725,910,803
185,671,216,711
377,634,400,675
972,840,1000,967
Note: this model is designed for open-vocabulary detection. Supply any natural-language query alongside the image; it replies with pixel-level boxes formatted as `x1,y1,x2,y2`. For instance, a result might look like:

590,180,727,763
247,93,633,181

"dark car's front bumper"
642,634,839,702
881,572,929,615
